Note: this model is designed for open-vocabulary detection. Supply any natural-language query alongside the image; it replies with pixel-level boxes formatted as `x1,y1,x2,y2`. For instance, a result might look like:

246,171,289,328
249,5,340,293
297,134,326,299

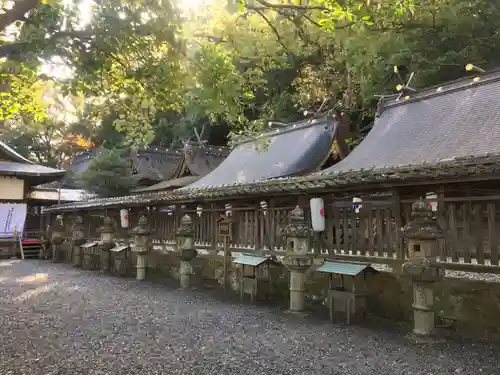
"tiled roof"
132,175,200,193
42,71,500,213
182,143,229,177
0,141,35,164
65,144,227,188
321,69,500,174
0,140,65,184
42,151,500,213
132,148,184,182
67,148,184,182
0,161,65,183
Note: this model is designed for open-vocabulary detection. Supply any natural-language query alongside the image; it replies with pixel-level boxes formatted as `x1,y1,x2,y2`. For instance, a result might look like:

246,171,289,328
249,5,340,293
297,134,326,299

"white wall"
0,177,24,200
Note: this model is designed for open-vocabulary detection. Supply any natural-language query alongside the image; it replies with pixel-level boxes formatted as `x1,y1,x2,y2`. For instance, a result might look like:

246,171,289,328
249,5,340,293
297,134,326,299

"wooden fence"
52,194,500,273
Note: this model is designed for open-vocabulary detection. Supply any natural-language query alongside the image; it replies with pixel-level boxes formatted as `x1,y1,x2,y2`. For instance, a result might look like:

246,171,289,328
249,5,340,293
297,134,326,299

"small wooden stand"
80,241,100,270
233,254,278,302
317,261,376,324
110,244,130,276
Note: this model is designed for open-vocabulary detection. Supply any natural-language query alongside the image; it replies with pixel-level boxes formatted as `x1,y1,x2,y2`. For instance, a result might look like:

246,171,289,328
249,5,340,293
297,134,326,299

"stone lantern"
402,199,445,339
50,215,66,262
175,214,198,289
281,205,313,314
131,215,152,281
98,216,115,272
71,216,86,267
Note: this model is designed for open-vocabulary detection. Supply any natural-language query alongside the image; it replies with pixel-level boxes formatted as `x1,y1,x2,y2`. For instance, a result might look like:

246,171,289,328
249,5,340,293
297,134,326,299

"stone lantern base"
178,248,197,289
402,258,445,341
282,255,313,315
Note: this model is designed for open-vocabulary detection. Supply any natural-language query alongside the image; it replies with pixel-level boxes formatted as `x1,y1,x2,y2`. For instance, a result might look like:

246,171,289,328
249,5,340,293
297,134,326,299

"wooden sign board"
217,216,233,239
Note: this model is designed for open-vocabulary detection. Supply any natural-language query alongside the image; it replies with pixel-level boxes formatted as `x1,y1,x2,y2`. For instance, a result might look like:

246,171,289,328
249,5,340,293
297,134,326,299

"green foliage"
78,148,137,197
2,0,500,160
0,82,89,167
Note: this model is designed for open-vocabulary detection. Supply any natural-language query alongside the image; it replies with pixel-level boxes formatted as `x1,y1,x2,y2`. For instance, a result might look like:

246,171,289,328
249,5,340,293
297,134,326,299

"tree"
230,0,500,140
0,81,92,167
3,0,500,153
0,0,183,129
78,148,137,197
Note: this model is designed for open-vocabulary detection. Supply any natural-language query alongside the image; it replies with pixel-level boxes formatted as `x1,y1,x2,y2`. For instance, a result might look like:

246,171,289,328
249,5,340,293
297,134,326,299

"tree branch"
246,2,356,32
0,0,41,33
0,41,28,57
0,29,94,58
251,8,288,50
193,33,226,44
250,0,329,11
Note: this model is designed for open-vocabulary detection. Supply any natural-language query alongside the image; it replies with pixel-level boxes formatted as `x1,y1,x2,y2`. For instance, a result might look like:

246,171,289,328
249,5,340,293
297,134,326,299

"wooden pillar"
269,198,275,251
217,215,233,293
223,236,229,293
211,203,217,253
254,202,262,254
392,190,404,261
39,208,43,234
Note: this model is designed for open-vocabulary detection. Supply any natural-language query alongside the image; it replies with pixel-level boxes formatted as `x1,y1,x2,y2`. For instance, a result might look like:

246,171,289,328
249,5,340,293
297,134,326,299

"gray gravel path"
0,260,498,375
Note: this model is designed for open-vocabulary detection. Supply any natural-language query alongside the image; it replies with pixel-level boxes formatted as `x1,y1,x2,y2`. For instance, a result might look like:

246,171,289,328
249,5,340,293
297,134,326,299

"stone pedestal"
180,257,194,288
50,215,66,262
289,269,306,312
175,215,197,289
131,216,152,281
98,217,115,272
413,281,434,336
71,216,85,267
38,232,51,260
402,199,444,339
136,253,147,280
281,206,313,314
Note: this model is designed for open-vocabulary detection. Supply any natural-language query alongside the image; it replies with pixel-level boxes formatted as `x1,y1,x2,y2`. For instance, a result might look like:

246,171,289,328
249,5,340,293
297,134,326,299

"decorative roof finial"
465,63,485,74
290,205,305,223
131,215,152,236
403,199,442,240
180,214,192,226
176,214,194,237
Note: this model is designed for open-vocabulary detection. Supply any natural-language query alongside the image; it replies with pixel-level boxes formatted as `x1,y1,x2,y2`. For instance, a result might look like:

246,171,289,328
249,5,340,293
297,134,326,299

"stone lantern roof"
403,199,443,240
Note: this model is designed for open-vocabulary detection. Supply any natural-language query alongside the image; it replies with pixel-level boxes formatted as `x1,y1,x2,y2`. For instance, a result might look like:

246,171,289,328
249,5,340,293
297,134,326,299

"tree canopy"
0,0,499,166
78,147,137,196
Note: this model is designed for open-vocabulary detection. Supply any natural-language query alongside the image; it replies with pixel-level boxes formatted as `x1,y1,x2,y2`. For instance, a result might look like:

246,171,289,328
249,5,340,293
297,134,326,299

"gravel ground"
0,260,499,375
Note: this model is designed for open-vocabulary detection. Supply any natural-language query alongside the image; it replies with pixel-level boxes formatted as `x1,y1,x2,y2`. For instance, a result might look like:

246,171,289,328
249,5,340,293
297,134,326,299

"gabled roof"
321,69,500,175
42,153,500,213
182,143,229,177
0,141,65,184
182,116,338,189
65,147,185,187
130,144,228,193
0,140,35,164
42,70,500,213
131,148,184,182
66,144,229,190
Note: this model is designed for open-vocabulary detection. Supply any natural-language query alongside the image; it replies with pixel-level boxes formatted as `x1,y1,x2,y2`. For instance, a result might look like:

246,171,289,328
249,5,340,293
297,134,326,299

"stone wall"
53,242,500,339
146,252,500,339
366,271,500,339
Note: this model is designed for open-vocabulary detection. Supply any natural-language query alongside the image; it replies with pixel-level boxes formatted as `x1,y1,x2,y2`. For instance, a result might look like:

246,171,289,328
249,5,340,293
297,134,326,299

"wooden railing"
435,198,500,266
49,194,500,273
